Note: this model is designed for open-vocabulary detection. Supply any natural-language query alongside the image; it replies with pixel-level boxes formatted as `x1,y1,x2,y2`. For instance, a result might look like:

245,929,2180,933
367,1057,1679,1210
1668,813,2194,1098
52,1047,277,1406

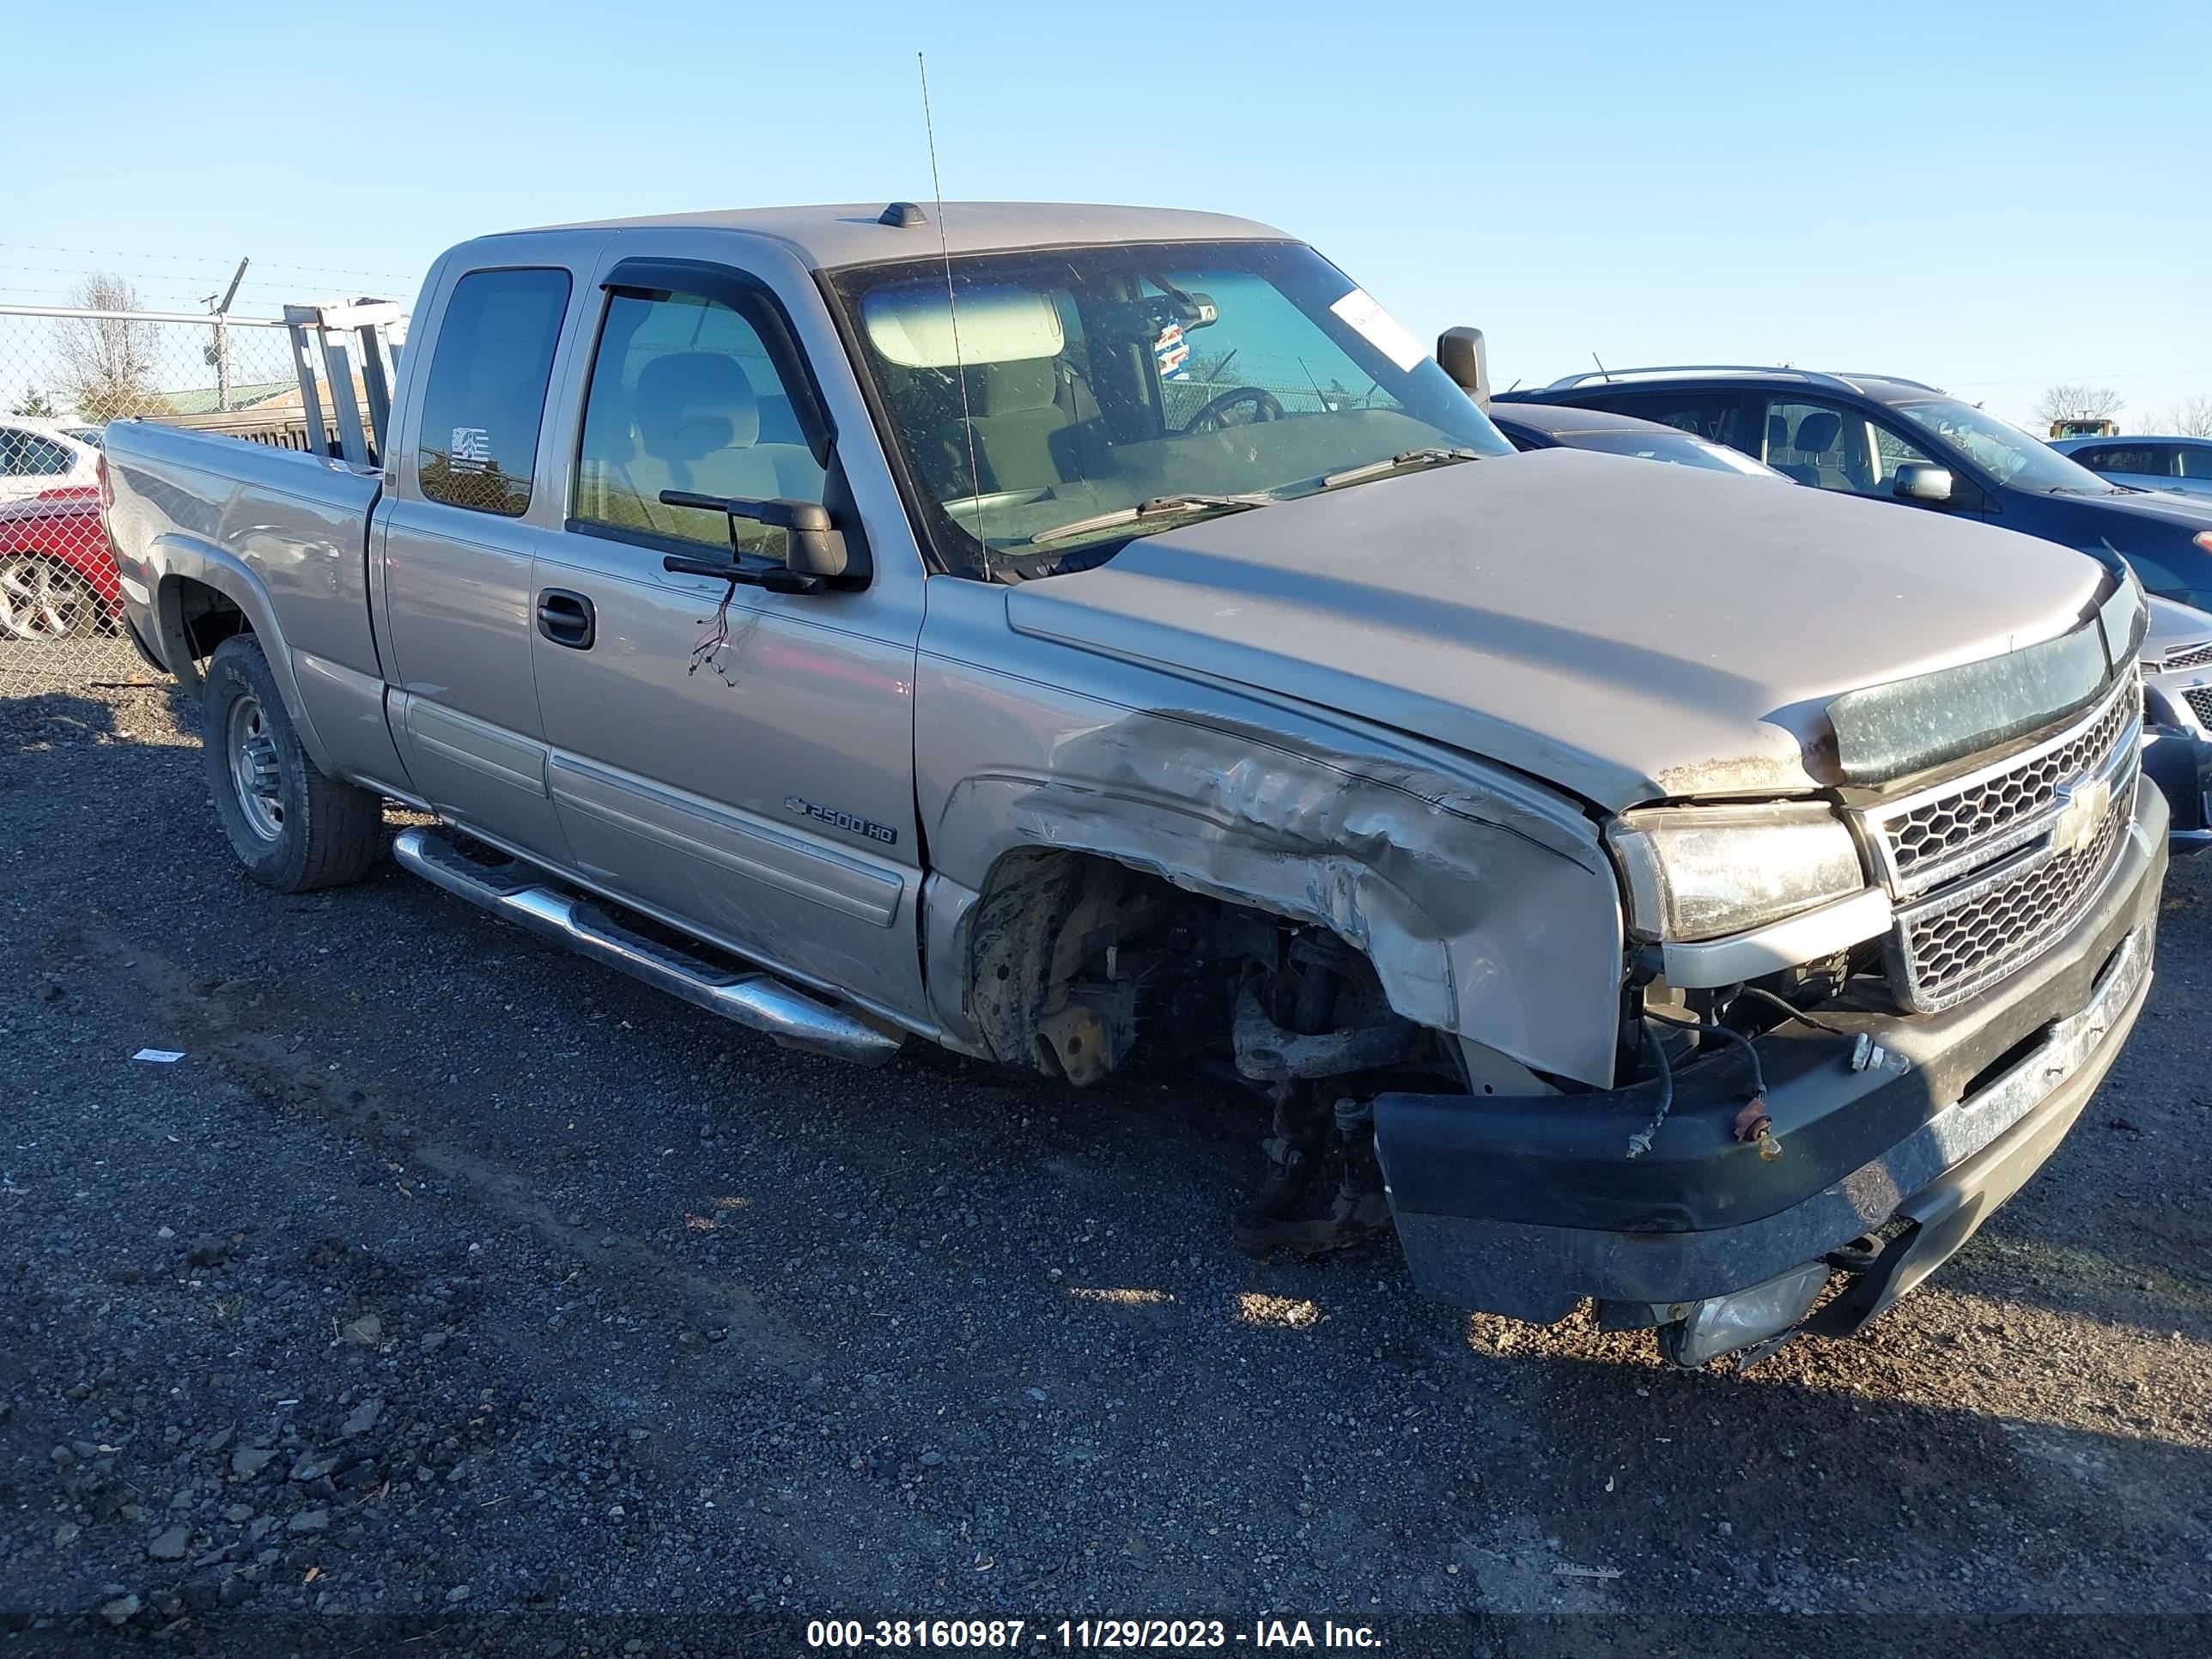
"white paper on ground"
131,1048,185,1063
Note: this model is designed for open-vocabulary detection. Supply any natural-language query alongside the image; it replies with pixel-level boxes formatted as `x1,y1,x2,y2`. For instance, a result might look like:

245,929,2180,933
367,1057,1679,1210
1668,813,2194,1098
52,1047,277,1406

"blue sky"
9,0,2209,426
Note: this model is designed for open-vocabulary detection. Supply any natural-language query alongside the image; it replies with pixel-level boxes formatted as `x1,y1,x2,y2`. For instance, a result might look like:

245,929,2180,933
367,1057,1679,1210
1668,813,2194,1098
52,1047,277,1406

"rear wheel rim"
0,556,94,640
226,694,286,842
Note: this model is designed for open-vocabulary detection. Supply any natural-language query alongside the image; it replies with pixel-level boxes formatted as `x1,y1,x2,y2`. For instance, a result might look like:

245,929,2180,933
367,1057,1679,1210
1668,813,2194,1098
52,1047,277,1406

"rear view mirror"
656,490,866,594
1437,326,1490,408
1893,462,1954,503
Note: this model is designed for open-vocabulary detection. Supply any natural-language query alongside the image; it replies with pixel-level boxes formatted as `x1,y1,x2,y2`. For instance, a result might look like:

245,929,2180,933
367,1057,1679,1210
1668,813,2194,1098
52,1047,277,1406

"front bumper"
1375,778,2167,1325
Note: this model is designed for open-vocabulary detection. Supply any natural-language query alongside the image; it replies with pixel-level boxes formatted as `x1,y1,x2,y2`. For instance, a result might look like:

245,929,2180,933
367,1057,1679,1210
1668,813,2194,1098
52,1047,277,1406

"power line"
1943,368,2212,389
0,242,411,281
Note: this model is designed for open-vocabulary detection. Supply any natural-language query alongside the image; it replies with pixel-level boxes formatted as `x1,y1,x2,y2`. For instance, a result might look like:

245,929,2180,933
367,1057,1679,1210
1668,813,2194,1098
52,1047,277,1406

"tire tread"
204,635,384,891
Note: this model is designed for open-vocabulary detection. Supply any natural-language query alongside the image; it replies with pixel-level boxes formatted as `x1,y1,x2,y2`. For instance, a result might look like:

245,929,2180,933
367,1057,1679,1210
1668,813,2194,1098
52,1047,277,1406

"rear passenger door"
376,242,600,863
526,247,930,1022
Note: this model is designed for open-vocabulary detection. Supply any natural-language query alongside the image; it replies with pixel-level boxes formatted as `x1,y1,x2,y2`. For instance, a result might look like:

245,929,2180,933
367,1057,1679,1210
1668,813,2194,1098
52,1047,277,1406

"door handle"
536,588,595,650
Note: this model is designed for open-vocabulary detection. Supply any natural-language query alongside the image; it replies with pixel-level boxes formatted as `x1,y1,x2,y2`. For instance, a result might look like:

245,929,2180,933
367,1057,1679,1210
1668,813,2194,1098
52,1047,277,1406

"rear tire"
204,634,385,891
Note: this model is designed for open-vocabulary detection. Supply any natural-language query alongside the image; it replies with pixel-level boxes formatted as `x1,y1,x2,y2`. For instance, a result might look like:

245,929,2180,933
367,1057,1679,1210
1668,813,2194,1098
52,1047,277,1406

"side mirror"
1437,326,1491,408
1893,462,1954,504
656,490,867,593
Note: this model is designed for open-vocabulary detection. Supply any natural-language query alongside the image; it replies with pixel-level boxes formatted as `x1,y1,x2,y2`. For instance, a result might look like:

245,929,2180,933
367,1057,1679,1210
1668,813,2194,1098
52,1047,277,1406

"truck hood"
1006,449,2107,811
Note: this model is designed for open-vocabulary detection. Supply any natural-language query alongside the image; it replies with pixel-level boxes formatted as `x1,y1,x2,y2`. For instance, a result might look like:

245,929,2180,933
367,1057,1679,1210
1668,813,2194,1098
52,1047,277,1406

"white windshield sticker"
1329,289,1426,374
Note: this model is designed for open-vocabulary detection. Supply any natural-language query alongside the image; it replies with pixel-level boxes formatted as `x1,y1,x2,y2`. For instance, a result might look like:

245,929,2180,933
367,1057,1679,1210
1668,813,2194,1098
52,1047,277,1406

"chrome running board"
392,827,902,1068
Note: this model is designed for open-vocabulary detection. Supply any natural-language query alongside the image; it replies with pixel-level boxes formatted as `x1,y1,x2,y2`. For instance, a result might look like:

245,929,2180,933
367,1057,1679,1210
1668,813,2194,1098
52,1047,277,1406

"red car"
0,485,118,641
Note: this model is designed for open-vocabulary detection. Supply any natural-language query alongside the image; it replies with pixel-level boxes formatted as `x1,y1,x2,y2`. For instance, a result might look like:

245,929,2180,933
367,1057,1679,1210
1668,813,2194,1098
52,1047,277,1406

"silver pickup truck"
100,202,2166,1369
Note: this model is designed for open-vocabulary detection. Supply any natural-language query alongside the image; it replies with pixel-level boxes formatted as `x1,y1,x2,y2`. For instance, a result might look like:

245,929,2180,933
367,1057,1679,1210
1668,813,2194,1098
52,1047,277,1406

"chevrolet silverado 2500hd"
100,203,2165,1368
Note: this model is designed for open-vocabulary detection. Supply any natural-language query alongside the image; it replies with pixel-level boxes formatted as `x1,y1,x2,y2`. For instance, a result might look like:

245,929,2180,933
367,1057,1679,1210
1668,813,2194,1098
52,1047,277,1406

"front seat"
1789,409,1850,490
623,352,823,537
1760,413,1814,486
957,359,1074,494
1768,412,1820,488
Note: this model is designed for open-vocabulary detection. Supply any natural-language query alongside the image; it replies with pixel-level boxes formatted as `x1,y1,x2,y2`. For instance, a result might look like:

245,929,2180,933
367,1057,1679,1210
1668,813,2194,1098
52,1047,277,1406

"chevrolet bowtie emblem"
2052,775,2112,855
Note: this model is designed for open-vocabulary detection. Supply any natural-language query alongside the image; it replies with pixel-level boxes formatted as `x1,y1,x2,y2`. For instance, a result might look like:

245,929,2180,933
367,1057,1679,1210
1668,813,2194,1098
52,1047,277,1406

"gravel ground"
3,655,2209,1656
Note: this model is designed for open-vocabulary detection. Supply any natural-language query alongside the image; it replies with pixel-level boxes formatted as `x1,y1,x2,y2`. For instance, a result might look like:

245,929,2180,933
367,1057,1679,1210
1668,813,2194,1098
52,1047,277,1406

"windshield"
1891,398,2124,495
830,240,1510,577
1569,429,1786,478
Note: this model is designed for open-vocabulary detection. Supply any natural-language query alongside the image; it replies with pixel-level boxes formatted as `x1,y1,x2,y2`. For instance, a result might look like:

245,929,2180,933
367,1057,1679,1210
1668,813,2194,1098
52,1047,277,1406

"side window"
1866,417,1939,488
415,267,572,517
0,428,73,476
1590,392,1743,447
2179,447,2212,480
573,289,827,563
2088,445,2172,477
1761,398,1934,495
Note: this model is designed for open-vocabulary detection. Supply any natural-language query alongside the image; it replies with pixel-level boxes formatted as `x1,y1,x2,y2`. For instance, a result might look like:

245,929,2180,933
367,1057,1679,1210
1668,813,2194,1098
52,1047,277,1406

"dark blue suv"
1501,368,2212,610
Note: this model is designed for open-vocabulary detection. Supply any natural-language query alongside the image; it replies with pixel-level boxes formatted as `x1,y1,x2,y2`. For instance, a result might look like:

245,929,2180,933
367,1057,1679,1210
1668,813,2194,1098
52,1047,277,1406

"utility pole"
202,257,249,411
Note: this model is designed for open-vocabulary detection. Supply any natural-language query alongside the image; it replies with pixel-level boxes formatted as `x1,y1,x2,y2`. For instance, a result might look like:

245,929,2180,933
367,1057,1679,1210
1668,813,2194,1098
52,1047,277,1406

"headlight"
1607,802,1867,942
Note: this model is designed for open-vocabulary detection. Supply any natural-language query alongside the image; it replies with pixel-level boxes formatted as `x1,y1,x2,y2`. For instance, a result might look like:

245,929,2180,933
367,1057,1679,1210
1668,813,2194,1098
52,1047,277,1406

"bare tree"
2032,383,2125,430
2148,394,2212,438
54,275,173,421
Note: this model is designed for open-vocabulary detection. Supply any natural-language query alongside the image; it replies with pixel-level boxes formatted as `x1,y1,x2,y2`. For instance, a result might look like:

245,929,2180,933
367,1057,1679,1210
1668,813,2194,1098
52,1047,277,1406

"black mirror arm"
656,489,837,593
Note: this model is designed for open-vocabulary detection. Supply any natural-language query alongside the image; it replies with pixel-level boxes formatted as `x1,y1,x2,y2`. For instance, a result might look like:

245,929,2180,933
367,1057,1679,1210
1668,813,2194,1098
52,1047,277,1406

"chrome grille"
2186,686,2212,727
1892,770,2131,1011
1867,681,2136,899
2165,641,2212,671
1860,672,2140,1013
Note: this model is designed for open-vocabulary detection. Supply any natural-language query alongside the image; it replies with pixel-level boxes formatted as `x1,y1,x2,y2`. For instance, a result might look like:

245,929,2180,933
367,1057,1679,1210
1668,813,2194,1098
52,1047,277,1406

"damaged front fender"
915,585,1627,1086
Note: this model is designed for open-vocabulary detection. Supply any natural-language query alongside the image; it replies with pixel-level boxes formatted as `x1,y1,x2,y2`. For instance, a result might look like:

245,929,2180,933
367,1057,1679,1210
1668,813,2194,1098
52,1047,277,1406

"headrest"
975,359,1059,416
633,352,759,462
1767,414,1789,452
1793,410,1841,454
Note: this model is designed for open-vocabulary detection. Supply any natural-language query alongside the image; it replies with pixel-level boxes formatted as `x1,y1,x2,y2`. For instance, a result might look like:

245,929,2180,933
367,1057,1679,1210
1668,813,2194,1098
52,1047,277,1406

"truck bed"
101,417,394,781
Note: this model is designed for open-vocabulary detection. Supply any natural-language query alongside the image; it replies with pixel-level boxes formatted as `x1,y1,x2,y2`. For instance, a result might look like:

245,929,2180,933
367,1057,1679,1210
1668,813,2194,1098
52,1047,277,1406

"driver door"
527,244,930,1024
1757,396,1979,514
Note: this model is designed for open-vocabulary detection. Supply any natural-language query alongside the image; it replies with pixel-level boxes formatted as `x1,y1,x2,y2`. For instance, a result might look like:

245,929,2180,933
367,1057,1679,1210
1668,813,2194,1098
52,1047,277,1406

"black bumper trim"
1377,781,2167,1322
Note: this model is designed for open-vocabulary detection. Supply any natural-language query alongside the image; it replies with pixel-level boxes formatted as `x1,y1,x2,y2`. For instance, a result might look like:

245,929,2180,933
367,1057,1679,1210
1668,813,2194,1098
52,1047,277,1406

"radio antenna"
920,52,991,578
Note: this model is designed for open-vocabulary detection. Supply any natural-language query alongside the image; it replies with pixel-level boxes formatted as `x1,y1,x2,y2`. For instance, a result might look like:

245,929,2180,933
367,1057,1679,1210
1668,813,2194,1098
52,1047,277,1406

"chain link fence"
0,302,344,703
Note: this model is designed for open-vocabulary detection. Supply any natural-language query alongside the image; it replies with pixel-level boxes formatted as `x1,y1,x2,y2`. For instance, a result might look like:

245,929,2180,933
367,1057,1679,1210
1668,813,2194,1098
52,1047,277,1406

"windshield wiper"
1026,493,1275,547
1316,447,1487,492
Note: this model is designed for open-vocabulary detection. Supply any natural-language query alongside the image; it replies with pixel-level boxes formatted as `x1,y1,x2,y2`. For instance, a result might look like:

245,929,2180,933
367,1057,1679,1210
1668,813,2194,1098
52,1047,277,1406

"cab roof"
514,202,1293,270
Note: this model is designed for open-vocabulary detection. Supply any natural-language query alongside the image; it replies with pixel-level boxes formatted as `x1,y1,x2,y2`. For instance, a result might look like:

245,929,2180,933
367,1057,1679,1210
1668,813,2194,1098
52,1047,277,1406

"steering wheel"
1180,386,1285,434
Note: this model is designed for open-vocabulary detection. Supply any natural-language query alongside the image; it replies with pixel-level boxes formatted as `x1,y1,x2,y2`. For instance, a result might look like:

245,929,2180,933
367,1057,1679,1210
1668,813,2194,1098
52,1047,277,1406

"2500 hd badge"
785,795,899,846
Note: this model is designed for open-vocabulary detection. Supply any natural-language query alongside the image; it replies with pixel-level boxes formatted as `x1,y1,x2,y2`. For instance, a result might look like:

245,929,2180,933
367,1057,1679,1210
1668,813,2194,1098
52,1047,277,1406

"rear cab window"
414,268,574,516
